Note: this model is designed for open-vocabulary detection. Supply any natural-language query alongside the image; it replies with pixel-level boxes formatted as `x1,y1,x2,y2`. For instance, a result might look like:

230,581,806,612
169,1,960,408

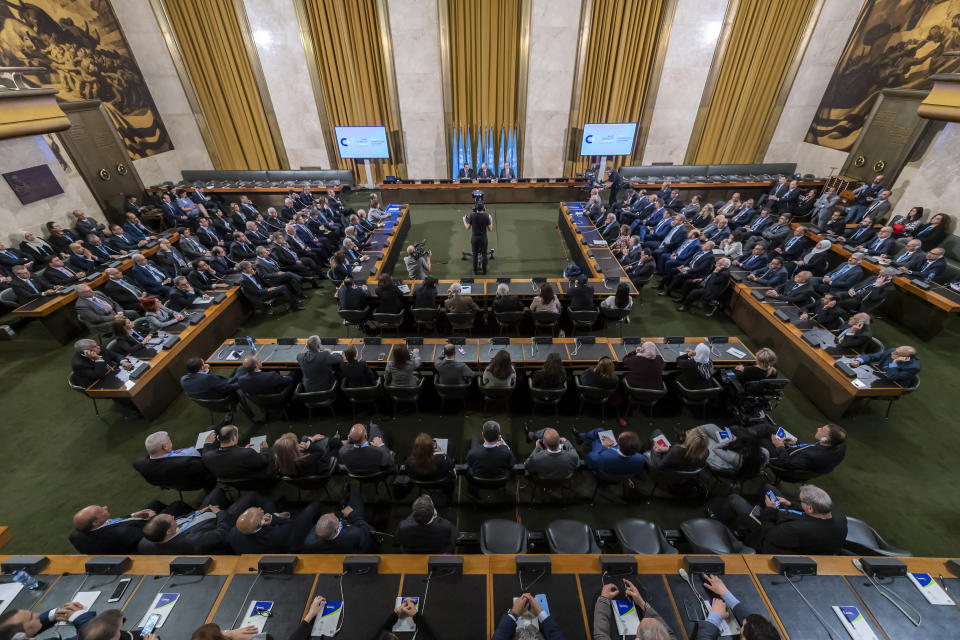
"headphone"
820,436,829,443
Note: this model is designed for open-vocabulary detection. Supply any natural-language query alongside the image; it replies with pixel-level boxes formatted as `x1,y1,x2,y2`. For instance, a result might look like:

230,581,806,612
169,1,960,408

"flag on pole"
456,129,465,178
465,128,473,175
510,129,518,174
497,129,505,175
477,128,485,174
487,128,494,173
452,129,458,180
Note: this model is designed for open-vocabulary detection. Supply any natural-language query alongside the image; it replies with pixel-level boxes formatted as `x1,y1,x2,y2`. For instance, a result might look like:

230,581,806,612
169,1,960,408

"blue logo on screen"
340,138,349,146
585,134,594,144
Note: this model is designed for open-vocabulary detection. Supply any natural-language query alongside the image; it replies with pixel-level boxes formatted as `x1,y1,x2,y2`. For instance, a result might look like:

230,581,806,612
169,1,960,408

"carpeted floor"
1,198,957,556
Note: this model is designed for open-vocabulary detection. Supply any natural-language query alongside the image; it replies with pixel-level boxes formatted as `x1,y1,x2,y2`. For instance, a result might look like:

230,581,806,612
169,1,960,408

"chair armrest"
454,463,468,475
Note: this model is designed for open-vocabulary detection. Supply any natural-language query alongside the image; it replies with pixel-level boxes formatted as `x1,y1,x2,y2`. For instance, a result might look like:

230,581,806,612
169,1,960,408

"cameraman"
463,203,492,275
404,243,431,280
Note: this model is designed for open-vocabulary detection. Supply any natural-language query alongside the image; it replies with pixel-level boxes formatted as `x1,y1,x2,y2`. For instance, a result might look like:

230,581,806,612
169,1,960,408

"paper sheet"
611,599,640,635
908,573,956,605
241,600,273,632
598,430,617,447
196,430,215,450
460,285,472,294
726,347,747,358
249,435,267,451
653,434,671,448
433,438,448,455
311,601,343,637
56,591,100,624
833,606,879,640
0,583,24,615
137,592,179,628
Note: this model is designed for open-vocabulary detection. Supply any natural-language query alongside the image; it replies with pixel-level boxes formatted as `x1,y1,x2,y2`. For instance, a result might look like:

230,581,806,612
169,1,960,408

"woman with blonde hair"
647,426,709,471
734,347,777,383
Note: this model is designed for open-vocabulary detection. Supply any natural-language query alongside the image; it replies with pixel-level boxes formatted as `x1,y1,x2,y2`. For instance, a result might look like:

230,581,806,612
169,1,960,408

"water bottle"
13,569,39,590
246,335,254,348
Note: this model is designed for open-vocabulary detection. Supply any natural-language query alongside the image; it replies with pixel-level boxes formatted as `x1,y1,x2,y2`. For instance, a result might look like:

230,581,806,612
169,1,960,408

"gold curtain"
568,0,668,174
301,0,403,182
162,0,282,170
446,0,524,169
687,0,818,164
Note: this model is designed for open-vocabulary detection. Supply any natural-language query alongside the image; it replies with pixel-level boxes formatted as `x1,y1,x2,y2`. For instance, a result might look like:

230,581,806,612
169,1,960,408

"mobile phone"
108,578,131,603
775,427,786,439
141,613,161,636
766,490,778,506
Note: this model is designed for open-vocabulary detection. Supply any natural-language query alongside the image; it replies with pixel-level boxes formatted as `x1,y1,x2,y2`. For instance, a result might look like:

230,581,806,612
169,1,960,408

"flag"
452,129,459,180
510,129,518,173
456,129,465,178
498,128,505,175
465,128,472,175
477,128,484,175
486,128,494,173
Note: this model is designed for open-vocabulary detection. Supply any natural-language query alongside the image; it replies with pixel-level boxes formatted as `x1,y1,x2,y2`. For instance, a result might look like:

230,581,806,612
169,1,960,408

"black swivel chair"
434,379,472,413
528,378,566,417
384,377,424,417
371,311,404,336
622,379,667,418
246,385,294,425
68,374,100,416
675,378,723,418
568,308,599,335
494,310,525,336
412,307,440,334
841,517,912,557
341,379,381,416
532,311,561,336
680,518,755,554
446,311,476,336
545,519,601,554
281,458,338,501
478,378,516,412
338,307,371,336
599,306,631,337
614,519,679,554
480,519,528,554
575,375,618,420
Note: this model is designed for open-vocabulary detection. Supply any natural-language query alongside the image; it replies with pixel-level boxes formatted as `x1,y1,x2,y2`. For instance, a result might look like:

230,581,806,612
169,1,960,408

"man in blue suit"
734,243,769,271
108,223,146,252
856,225,895,256
492,593,566,640
577,428,647,475
740,208,774,238
131,254,175,298
728,198,757,229
656,228,700,273
852,346,921,387
700,216,731,243
660,241,715,292
815,253,865,293
903,247,947,282
643,214,680,250
122,212,155,243
746,256,788,288
843,217,877,246
648,216,686,255
300,490,376,553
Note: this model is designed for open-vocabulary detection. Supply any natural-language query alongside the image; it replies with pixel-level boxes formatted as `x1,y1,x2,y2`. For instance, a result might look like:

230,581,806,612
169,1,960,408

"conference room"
2,1,960,639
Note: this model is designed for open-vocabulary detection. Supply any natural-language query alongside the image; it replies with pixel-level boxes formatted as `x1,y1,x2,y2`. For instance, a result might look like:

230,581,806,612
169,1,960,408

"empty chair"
412,307,439,334
384,377,424,417
434,379,472,412
294,380,338,423
531,311,561,335
494,310,525,335
446,311,476,335
864,336,885,355
680,518,755,554
480,519,528,554
528,378,566,417
599,306,631,337
614,519,678,554
545,519,600,554
842,517,912,557
338,308,371,336
575,376,618,420
675,377,723,418
478,379,516,412
567,308,599,335
187,394,238,425
632,271,654,304
622,379,667,418
371,311,404,336
341,379,381,416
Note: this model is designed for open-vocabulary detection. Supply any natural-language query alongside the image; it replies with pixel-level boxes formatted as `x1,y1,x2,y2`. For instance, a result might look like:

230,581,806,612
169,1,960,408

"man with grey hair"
466,420,515,483
404,242,431,279
715,483,847,555
836,312,873,351
675,257,731,313
71,338,131,387
301,489,375,553
492,282,523,312
395,494,457,553
254,245,303,298
835,267,896,314
133,430,216,492
593,579,677,640
298,334,342,392
75,284,137,333
852,345,921,386
814,252,865,294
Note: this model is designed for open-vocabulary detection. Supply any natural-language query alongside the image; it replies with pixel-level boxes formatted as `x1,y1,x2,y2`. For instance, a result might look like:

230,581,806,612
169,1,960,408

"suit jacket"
44,264,82,285
19,239,56,262
76,293,124,333
239,272,273,304
179,235,209,260
298,349,342,391
466,442,516,478
862,199,891,222
167,287,200,311
202,444,276,480
458,168,474,179
823,263,864,290
859,348,921,385
836,323,872,351
133,448,215,492
71,349,122,387
695,269,731,301
909,257,947,282
493,613,565,640
341,360,378,388
525,442,579,481
123,221,151,242
775,280,814,305
75,217,105,238
67,252,98,273
238,369,293,396
11,274,52,303
227,517,301,554
778,234,808,261
69,517,147,554
770,442,846,475
737,252,769,271
434,357,476,385
498,167,515,180
729,207,756,228
752,508,847,555
301,508,375,553
861,235,895,256
492,294,523,313
339,285,371,310
131,263,170,295
396,515,458,553
761,223,791,245
154,249,189,278
844,225,876,245
109,233,140,252
229,241,256,262
593,600,675,640
338,443,394,475
583,428,647,475
568,284,596,311
890,249,924,271
197,226,224,248
683,251,715,278
180,370,240,399
914,223,948,251
839,278,894,313
0,247,31,269
696,599,751,640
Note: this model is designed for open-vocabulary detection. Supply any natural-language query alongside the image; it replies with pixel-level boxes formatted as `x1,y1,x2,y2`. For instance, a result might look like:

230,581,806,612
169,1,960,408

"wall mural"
806,0,960,151
0,0,172,159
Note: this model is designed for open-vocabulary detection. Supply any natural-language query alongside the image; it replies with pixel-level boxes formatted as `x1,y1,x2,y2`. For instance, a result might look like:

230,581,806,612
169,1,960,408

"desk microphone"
851,559,921,626
571,338,582,357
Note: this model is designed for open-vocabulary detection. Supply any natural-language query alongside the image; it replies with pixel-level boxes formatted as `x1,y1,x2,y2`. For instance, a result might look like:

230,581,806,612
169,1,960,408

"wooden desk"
558,202,636,290
725,279,901,419
800,224,960,339
379,179,586,204
205,336,755,371
0,527,10,550
11,232,179,344
84,287,248,419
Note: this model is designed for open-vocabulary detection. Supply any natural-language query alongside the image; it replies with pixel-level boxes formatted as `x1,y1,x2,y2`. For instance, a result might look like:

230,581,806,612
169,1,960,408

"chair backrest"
480,519,528,554
372,311,404,324
865,337,885,354
577,377,617,401
446,311,475,329
494,310,526,325
843,517,909,556
600,306,631,321
105,339,119,354
295,380,339,403
468,471,511,488
189,395,235,411
412,307,439,321
385,378,423,400
67,374,86,392
338,308,370,323
249,389,289,404
531,311,561,325
480,383,515,400
623,379,668,398
569,309,599,325
529,380,567,401
0,288,17,306
742,378,790,396
435,380,471,398
342,382,380,402
680,518,745,554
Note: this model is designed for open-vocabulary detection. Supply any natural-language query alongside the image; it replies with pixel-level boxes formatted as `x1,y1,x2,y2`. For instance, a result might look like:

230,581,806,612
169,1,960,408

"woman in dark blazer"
272,432,341,478
580,356,619,390
329,251,351,282
405,432,456,482
733,347,777,384
339,345,378,388
109,316,153,356
621,341,665,389
647,426,709,472
530,352,567,389
908,213,950,251
413,276,439,308
376,273,406,314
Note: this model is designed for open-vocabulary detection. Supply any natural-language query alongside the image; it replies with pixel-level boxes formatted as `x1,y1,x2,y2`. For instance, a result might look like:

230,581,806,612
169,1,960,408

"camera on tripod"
472,190,485,207
412,239,430,259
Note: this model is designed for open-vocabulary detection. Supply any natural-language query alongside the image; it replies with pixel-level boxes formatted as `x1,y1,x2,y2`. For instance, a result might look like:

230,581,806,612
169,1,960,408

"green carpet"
1,198,957,557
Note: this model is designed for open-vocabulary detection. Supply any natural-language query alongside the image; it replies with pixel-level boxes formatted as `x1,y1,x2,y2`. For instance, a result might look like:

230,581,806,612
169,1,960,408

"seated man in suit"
745,256,788,288
42,256,84,286
856,225,895,256
338,276,372,311
134,430,216,493
466,420,516,480
499,161,517,182
9,264,58,302
131,254,175,298
814,253,865,294
727,199,757,229
178,228,211,260
69,499,190,554
137,488,259,554
254,245,303,298
835,267,896,314
228,501,319,554
167,275,210,311
338,422,395,475
836,312,873,351
524,427,579,482
882,237,923,270
567,276,596,311
66,241,100,273
593,581,676,640
237,355,296,398
739,207,774,239
843,216,877,247
107,224,146,252
768,424,846,476
627,248,657,284
0,241,33,273
301,490,375,553
697,574,780,640
71,338,132,387
757,176,788,209
271,232,320,277
491,282,524,313
799,293,843,329
84,232,126,262
675,257,732,312
851,345,921,387
0,602,97,640
457,163,474,181
75,285,136,334
298,335,342,391
229,231,257,262
576,427,647,475
732,243,769,271
180,356,252,421
655,229,700,274
476,162,494,179
902,247,947,282
395,494,457,554
744,214,791,250
188,259,231,291
73,208,106,238
700,215,732,244
238,260,303,310
196,216,226,249
201,424,276,482
763,269,814,305
122,212,156,243
659,241,715,293
434,342,476,385
774,225,809,262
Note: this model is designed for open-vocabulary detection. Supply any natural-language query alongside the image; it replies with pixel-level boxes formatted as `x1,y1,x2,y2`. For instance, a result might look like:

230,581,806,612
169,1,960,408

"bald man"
139,489,267,555
852,345,921,386
68,499,190,554
336,422,394,475
227,498,319,554
301,489,375,554
524,427,579,481
0,600,98,640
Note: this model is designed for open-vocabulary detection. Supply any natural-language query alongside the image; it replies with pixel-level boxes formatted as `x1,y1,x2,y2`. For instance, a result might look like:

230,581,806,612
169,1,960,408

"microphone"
851,559,921,626
779,572,838,639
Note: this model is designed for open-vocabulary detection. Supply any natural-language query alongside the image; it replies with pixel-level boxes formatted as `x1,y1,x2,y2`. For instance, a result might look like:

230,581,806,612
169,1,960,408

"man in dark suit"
254,246,304,297
84,233,126,262
229,232,257,262
160,192,190,227
843,174,884,223
903,247,947,282
130,254,174,298
41,256,84,285
154,239,191,278
770,179,800,214
298,335,342,391
745,214,791,250
107,224,146,252
675,258,732,312
238,260,303,310
122,212,155,243
101,268,146,312
338,422,395,475
69,498,190,554
836,313,873,351
835,269,896,314
338,276,372,311
746,257,788,288
696,575,780,640
757,175,788,209
775,226,809,262
65,241,100,272
237,355,296,399
271,233,320,277
660,242,716,294
301,490,375,553
0,241,32,273
466,420,516,479
134,430,216,493
856,225,895,257
852,345,921,386
71,338,132,387
75,285,135,333
739,208,775,239
201,424,276,481
476,162,494,179
814,253,865,294
180,356,252,421
499,161,516,182
768,424,846,476
190,186,221,213
167,275,209,311
178,228,210,260
732,243,769,271
567,277,596,311
72,209,106,238
187,259,231,291
228,500,318,554
197,217,225,249
656,229,700,274
434,342,477,385
9,264,57,303
457,163,474,181
524,427,579,482
843,217,877,246
395,495,457,553
885,238,924,271
727,198,757,229
764,270,814,305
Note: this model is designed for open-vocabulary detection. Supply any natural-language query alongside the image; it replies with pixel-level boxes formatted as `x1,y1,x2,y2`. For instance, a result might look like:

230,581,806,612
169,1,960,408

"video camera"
412,239,430,260
472,189,485,207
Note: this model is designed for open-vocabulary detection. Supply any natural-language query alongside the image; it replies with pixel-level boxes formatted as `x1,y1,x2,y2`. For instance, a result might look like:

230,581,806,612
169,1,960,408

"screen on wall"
334,126,390,159
579,122,638,156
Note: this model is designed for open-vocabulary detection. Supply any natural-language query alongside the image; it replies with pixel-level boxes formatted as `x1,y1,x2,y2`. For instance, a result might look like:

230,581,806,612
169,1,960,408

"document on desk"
611,600,640,635
0,583,24,614
398,284,410,293
138,592,180,628
908,573,955,605
196,430,215,450
460,285,472,294
392,597,420,632
725,346,747,359
833,606,879,640
311,600,343,636
249,435,267,451
511,595,548,630
57,591,100,624
241,600,273,632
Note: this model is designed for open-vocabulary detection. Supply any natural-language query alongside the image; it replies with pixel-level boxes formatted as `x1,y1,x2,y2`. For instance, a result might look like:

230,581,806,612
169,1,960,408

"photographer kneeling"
404,242,431,279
